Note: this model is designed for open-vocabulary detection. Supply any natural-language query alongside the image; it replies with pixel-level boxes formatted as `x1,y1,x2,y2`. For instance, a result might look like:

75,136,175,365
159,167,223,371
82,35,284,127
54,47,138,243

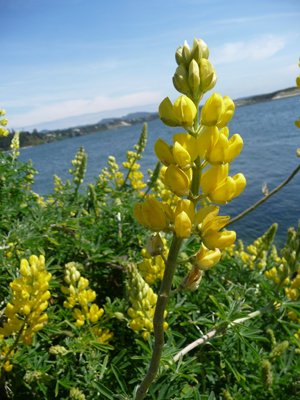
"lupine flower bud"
182,40,192,66
175,211,192,238
146,233,164,257
261,360,273,390
269,341,289,361
188,59,200,91
199,59,217,93
191,38,203,63
179,266,203,292
173,63,190,95
193,38,209,59
175,45,183,65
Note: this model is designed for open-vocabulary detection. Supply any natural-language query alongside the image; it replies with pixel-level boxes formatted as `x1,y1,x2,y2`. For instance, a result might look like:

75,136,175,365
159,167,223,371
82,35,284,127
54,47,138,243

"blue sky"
1,0,299,130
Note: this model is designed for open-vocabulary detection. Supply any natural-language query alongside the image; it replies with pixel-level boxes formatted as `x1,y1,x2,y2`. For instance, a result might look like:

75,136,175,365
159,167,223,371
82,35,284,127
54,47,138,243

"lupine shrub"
0,40,300,400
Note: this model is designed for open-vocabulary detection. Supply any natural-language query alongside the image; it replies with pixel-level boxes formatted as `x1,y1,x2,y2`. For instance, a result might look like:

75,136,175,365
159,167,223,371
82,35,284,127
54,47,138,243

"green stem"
134,234,183,400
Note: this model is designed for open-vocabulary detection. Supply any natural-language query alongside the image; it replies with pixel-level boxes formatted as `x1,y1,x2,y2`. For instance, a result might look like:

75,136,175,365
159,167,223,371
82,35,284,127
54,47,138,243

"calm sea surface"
18,96,300,248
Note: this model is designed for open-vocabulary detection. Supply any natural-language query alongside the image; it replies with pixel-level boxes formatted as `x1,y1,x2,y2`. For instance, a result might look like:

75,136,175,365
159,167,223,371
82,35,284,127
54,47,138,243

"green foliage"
0,125,300,399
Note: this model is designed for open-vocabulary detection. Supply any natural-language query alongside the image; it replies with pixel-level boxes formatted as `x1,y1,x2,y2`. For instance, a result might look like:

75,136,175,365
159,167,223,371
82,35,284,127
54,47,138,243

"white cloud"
212,35,286,65
9,91,163,128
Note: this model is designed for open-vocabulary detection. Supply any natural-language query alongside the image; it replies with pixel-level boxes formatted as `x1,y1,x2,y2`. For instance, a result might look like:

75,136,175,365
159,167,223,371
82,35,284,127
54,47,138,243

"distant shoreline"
1,86,300,152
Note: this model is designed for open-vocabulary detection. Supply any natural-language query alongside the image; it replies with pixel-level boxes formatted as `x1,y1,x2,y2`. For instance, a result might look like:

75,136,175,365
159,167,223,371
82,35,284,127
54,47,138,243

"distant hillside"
1,86,300,152
234,86,300,107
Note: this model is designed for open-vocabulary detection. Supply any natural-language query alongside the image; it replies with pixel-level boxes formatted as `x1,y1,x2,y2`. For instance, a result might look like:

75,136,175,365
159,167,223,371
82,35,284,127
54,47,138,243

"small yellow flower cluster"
0,109,9,137
61,262,104,327
0,255,51,345
10,131,20,158
99,156,124,185
5,242,22,259
138,237,168,284
122,151,146,191
30,191,46,207
69,146,87,186
126,263,167,340
53,174,64,192
70,387,86,400
92,327,114,345
295,57,300,129
1,348,14,373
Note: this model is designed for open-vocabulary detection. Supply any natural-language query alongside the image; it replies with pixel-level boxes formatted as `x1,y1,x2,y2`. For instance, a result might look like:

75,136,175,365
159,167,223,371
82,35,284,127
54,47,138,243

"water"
18,96,300,248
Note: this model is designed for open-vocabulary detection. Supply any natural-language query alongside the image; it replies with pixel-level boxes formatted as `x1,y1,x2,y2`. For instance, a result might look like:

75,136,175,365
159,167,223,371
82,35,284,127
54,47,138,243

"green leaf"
92,382,114,399
135,339,152,355
100,355,109,380
111,364,128,394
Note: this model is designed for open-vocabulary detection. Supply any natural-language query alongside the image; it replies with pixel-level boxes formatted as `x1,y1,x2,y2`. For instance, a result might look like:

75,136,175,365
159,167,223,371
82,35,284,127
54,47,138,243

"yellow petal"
217,96,235,128
209,176,236,204
173,132,198,161
173,141,191,168
225,134,243,163
232,173,246,198
154,138,175,166
173,95,197,127
201,93,224,126
201,164,228,196
165,164,190,197
158,97,180,127
133,203,148,227
175,199,195,222
203,230,236,249
201,215,230,237
175,211,192,238
142,197,168,231
208,133,229,165
194,246,221,270
197,126,219,160
194,205,219,226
